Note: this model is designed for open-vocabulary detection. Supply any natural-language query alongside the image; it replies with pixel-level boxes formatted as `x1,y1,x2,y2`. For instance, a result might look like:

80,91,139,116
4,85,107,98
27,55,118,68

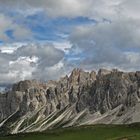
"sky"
0,0,140,85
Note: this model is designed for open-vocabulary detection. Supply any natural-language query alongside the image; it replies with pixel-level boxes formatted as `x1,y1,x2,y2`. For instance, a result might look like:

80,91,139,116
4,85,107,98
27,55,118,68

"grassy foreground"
0,124,140,140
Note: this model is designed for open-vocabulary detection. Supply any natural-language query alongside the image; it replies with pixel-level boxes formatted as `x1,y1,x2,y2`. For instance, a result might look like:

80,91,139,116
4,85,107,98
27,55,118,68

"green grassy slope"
0,124,140,140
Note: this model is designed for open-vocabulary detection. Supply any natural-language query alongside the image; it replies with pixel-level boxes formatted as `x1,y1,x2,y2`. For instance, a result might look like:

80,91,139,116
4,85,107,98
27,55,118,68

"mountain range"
0,68,140,135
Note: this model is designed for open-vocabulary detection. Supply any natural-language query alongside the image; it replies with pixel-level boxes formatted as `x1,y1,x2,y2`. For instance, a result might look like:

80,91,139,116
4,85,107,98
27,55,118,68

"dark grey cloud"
1,0,138,20
69,18,140,71
15,44,64,67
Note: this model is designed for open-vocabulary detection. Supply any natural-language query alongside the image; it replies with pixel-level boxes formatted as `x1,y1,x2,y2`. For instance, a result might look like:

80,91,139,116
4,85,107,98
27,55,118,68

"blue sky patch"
7,11,97,42
5,30,14,40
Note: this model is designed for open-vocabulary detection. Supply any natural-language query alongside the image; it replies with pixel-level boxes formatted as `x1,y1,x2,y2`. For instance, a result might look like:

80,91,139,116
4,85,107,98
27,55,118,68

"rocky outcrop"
1,68,140,134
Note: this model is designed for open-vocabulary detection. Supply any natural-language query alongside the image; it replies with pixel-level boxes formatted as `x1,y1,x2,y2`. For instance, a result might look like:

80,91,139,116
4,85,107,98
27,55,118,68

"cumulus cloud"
32,61,67,81
0,43,65,84
15,44,64,67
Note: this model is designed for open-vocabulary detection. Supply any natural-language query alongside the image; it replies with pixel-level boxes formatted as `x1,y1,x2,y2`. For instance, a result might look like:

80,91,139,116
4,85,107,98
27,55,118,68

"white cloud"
0,42,26,53
51,41,72,54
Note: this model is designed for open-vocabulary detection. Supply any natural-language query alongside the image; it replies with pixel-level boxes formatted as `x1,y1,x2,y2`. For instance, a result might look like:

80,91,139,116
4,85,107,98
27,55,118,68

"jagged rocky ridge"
0,68,140,134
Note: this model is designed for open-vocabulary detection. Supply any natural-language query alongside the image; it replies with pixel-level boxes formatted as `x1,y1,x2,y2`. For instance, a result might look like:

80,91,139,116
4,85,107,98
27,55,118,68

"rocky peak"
98,68,112,76
136,71,140,79
12,80,46,92
69,68,82,83
69,68,96,85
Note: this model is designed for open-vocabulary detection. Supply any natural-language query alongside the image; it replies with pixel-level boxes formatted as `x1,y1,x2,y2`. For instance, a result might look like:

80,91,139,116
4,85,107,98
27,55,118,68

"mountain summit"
0,68,140,134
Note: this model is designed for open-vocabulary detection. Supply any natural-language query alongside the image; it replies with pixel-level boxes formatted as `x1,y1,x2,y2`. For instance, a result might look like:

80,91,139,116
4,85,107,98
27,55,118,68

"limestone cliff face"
1,68,140,134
